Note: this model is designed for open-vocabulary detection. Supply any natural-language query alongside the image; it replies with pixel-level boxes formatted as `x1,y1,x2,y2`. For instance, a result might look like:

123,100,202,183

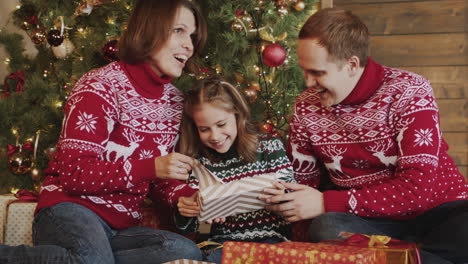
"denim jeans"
0,202,202,264
202,237,284,264
308,200,468,264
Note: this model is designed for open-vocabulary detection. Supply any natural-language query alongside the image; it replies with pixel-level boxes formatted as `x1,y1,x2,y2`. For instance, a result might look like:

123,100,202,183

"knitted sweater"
36,61,195,229
174,135,294,242
289,58,468,219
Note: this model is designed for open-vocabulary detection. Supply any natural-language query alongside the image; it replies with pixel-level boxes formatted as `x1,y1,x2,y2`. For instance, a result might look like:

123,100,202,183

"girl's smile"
192,103,237,154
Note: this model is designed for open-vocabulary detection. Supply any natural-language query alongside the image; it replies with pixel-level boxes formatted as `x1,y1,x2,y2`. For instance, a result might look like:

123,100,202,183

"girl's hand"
178,192,200,217
205,217,226,224
155,152,197,180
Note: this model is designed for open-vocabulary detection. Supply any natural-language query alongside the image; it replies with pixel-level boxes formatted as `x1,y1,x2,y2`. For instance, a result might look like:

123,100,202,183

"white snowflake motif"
414,128,433,147
75,111,98,134
139,149,154,160
352,159,369,169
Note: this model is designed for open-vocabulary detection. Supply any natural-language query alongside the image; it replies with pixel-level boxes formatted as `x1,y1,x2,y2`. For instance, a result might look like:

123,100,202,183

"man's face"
297,38,355,107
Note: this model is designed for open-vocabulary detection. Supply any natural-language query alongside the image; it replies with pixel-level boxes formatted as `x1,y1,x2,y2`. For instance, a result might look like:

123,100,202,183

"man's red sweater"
289,58,468,219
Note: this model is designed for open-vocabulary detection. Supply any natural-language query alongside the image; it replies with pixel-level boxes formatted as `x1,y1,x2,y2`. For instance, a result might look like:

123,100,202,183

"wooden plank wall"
333,0,468,177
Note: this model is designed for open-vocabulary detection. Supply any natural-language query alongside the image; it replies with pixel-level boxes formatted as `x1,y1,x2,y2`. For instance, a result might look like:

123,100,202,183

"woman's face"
149,6,196,78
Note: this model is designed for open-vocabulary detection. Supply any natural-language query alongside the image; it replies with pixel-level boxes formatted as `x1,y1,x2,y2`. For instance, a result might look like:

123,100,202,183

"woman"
0,0,207,263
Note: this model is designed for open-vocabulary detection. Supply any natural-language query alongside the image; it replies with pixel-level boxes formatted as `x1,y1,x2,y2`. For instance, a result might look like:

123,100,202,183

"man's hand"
259,182,325,222
178,192,200,217
155,152,197,180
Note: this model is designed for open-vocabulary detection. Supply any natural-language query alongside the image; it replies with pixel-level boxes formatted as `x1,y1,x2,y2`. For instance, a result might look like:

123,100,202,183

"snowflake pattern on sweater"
174,135,295,242
36,61,190,229
289,59,468,219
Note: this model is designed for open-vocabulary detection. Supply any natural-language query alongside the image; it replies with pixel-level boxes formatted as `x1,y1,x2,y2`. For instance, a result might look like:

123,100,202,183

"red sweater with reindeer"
289,58,468,219
36,61,195,229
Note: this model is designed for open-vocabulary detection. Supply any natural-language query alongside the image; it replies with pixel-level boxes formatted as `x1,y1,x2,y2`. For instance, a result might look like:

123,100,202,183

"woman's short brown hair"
299,7,369,67
118,0,207,72
180,77,258,163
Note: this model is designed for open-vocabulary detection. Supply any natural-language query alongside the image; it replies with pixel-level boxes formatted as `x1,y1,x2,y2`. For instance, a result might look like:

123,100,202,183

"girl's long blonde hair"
180,77,258,163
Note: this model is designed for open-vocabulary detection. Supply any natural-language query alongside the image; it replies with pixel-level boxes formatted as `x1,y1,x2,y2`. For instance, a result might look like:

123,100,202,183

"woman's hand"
178,192,200,217
155,152,197,180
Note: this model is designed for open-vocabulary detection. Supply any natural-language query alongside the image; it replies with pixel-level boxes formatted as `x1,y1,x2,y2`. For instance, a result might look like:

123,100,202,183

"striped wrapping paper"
192,164,277,222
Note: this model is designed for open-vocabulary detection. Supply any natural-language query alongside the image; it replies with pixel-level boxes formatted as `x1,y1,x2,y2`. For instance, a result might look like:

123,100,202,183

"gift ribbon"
13,190,39,202
197,240,223,252
341,232,392,247
3,71,25,98
7,142,34,156
338,232,422,264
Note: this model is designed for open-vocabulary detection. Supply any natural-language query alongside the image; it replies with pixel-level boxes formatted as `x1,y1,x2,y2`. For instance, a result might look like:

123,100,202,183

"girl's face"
149,6,196,78
192,103,238,154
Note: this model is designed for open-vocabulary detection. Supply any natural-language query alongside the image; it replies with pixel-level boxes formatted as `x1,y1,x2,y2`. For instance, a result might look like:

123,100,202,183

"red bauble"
102,39,119,62
262,43,286,67
258,122,274,133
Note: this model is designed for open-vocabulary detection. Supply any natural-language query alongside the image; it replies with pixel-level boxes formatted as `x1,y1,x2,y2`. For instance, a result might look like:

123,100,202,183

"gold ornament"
30,28,46,45
294,1,306,11
259,27,288,42
250,82,261,91
234,72,245,84
231,20,243,32
243,87,258,103
241,13,253,29
43,146,57,159
8,151,34,175
31,168,41,182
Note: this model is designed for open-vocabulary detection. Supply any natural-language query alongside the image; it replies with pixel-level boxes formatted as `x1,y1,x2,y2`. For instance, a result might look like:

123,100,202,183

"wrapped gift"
0,193,37,246
192,165,277,222
162,260,216,264
221,241,383,264
324,233,421,264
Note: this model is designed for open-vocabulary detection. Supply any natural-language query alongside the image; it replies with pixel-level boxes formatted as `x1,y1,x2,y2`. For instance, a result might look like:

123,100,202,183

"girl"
175,77,295,263
0,0,206,263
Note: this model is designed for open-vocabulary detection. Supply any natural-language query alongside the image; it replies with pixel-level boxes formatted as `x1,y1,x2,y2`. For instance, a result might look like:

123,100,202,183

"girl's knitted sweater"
175,135,295,242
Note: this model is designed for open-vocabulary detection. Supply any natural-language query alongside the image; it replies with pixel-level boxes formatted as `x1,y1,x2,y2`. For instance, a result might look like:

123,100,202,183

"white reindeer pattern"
366,139,397,167
322,145,346,174
396,117,415,156
105,128,144,161
101,106,117,145
290,142,316,172
153,134,178,156
63,96,83,138
432,115,441,156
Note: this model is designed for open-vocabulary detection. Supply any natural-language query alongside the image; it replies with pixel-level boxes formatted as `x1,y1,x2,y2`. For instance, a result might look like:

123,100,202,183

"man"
261,7,468,264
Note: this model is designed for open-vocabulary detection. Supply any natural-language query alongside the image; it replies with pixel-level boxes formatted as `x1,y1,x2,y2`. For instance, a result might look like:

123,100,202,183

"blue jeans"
308,200,468,264
0,202,202,264
202,237,284,264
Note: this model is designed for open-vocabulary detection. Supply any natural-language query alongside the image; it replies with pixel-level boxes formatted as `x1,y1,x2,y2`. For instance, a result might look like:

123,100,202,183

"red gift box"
221,241,383,264
324,233,421,264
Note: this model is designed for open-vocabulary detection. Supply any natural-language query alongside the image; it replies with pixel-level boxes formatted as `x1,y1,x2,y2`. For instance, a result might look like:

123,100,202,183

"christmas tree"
0,0,318,192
